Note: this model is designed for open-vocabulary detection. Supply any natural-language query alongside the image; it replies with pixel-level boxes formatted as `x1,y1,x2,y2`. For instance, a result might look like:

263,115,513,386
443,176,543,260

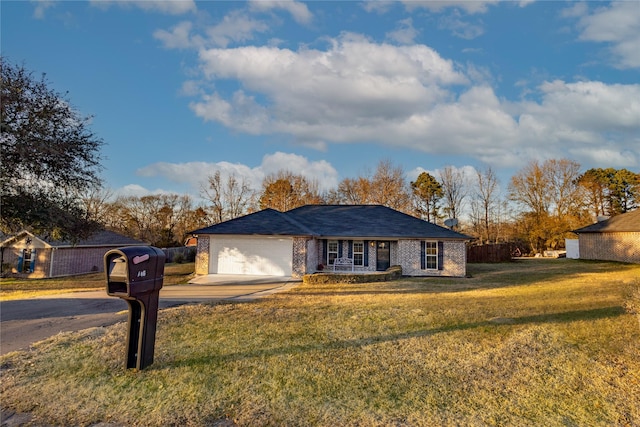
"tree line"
73,159,638,254
2,58,638,254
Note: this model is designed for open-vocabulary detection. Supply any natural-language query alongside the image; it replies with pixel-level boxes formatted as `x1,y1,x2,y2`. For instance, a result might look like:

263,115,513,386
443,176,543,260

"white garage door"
209,236,293,276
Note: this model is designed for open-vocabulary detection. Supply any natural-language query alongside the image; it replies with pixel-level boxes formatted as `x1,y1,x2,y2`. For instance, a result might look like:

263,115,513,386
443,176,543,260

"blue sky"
2,0,639,201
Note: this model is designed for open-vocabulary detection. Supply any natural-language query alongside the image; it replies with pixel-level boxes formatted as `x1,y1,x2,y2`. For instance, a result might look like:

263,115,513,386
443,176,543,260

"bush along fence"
161,247,196,263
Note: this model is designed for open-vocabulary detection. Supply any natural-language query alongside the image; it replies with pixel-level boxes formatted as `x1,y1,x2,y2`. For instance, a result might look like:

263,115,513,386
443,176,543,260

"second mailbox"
106,246,165,298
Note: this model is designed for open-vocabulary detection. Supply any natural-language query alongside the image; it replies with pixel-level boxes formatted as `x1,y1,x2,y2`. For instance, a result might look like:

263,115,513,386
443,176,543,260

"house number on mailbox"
137,270,147,278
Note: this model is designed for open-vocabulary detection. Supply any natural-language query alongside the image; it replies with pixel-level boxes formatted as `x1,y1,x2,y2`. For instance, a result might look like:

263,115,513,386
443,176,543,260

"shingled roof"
193,205,470,240
1,229,143,248
45,230,144,247
573,209,640,233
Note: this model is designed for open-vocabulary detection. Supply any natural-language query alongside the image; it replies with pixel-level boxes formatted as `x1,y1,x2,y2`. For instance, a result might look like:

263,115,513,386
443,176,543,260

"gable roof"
0,229,144,248
47,230,145,247
192,208,316,236
573,209,640,233
193,205,470,240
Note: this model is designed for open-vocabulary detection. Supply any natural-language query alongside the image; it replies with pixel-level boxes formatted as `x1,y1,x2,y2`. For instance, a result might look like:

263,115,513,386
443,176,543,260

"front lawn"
1,259,639,426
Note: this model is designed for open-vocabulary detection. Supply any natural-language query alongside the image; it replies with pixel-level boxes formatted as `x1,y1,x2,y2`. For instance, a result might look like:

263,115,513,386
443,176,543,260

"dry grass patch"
0,262,194,300
1,259,639,426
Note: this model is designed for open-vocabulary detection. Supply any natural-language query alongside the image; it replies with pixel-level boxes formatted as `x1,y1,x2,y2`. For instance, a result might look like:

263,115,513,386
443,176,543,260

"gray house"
0,230,143,278
573,209,640,264
192,205,471,278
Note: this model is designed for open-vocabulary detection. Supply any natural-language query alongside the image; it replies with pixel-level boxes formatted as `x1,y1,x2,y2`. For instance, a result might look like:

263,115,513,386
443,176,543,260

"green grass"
1,259,639,426
0,262,195,300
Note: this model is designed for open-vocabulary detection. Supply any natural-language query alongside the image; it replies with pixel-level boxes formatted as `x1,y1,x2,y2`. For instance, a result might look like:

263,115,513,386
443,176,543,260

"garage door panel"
210,237,292,276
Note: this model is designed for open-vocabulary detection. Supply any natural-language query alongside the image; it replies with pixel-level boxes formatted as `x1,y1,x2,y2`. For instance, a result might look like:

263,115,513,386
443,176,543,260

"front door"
376,241,390,271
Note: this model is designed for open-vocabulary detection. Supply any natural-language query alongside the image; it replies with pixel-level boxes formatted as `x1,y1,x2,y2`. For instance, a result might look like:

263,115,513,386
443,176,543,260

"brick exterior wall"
309,238,466,277
192,236,467,278
397,240,467,277
195,235,210,275
292,237,308,278
50,247,107,277
2,246,126,278
579,232,640,264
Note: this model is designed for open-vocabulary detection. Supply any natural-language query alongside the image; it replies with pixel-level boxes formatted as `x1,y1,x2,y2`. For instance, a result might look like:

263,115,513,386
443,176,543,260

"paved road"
0,276,299,355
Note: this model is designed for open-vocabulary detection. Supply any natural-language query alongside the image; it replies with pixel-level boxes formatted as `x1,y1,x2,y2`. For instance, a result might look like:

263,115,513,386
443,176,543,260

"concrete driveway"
0,275,300,355
164,274,299,302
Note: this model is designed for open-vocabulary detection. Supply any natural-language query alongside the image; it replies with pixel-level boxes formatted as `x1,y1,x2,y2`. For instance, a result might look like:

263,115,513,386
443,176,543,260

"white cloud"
205,9,270,48
248,0,313,25
575,2,640,69
154,11,270,50
136,152,339,194
260,152,339,189
115,184,174,198
186,35,638,173
361,0,395,14
386,18,419,45
402,1,500,15
154,3,313,51
561,2,588,19
32,0,56,19
569,146,637,168
154,21,201,49
192,34,467,144
534,80,640,132
438,12,484,40
512,80,640,166
90,0,196,15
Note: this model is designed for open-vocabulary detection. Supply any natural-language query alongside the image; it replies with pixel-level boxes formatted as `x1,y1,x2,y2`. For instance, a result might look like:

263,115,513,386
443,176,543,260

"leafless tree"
107,194,207,246
331,160,411,212
469,167,500,243
330,177,372,205
438,166,468,225
508,158,587,252
79,186,115,226
370,159,411,212
201,171,255,223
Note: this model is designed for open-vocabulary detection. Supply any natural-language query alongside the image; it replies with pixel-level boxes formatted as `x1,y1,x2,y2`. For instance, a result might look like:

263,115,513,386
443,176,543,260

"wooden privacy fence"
467,243,513,263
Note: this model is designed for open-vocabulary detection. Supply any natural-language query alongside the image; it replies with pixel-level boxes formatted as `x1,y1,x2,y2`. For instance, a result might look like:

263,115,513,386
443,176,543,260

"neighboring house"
0,230,144,278
573,209,640,264
191,205,471,279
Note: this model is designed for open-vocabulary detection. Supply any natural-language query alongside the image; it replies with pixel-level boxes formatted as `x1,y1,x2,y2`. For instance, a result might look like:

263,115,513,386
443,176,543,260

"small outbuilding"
572,209,640,264
191,204,471,278
0,230,144,278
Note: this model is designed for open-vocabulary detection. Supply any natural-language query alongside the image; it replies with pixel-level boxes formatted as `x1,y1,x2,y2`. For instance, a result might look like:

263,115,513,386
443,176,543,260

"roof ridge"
274,209,318,236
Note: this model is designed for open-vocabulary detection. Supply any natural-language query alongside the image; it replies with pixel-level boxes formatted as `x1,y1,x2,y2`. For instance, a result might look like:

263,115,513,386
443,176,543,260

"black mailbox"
105,246,165,371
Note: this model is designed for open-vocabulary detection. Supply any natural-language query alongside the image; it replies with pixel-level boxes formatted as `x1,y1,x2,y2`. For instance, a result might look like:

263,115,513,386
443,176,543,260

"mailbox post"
105,246,165,370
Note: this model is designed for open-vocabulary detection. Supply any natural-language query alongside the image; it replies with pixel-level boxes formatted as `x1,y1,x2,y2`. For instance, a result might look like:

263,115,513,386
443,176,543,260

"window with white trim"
425,241,438,269
353,241,364,266
327,240,338,265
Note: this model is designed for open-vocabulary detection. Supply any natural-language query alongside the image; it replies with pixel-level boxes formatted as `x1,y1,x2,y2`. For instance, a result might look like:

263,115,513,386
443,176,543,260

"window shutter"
364,241,369,267
29,249,36,273
420,241,426,270
338,240,343,258
17,250,24,272
438,241,444,270
348,240,353,258
322,239,328,263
